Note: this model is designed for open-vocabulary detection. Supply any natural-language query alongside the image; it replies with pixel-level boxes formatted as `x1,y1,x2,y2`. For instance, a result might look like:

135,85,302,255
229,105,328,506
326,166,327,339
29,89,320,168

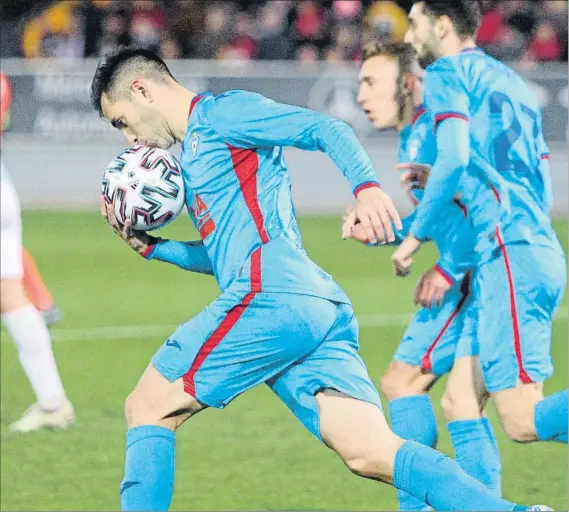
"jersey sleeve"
206,90,380,195
424,60,470,130
411,63,471,240
144,239,214,275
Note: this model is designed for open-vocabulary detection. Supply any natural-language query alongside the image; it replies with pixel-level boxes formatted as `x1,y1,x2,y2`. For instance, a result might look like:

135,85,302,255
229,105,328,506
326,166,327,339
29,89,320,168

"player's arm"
409,66,471,241
207,90,380,193
143,240,214,275
206,90,402,243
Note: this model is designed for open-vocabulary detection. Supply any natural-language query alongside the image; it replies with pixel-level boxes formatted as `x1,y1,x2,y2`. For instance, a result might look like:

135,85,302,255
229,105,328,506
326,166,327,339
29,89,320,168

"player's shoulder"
203,90,271,119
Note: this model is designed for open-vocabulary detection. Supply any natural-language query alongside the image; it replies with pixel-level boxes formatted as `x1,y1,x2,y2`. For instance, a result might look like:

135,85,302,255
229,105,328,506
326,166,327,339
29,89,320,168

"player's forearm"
144,240,214,275
316,118,380,194
410,119,469,240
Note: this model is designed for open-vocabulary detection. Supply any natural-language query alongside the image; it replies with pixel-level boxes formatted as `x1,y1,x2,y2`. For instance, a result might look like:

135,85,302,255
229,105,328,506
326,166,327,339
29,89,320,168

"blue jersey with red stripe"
397,106,474,283
412,47,559,260
178,90,383,302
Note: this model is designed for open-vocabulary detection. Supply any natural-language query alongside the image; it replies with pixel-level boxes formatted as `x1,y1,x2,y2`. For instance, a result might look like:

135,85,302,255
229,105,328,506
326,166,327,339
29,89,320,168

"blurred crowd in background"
1,0,567,64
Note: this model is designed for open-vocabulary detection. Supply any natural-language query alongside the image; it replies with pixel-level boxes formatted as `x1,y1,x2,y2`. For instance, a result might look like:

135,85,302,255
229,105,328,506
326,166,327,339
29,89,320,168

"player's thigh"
126,363,206,429
476,243,565,394
316,389,404,483
152,291,338,410
266,303,383,440
394,279,468,378
0,181,23,285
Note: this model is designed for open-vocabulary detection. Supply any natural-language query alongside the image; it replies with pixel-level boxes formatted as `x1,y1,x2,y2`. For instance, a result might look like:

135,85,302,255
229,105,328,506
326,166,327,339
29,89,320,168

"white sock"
2,305,66,410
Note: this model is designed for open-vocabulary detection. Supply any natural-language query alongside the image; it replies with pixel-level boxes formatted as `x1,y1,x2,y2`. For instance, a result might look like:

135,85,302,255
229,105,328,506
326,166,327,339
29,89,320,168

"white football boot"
10,402,75,433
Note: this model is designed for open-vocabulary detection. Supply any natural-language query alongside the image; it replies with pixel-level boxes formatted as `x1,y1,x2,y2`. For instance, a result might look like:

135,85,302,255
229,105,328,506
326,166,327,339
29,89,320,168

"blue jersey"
150,90,385,303
412,47,559,260
397,106,474,283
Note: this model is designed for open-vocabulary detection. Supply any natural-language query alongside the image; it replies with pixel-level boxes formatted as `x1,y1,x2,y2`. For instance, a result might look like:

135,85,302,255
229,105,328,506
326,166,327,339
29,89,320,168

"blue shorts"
394,273,477,376
152,291,382,440
475,243,566,393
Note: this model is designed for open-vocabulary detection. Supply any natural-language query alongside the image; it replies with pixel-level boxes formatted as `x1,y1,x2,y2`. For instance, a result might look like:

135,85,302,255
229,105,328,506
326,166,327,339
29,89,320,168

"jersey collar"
460,46,485,54
412,104,427,126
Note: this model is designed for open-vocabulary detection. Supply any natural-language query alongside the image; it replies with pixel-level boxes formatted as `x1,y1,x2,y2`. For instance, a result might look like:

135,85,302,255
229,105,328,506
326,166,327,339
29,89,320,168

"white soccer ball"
101,145,185,231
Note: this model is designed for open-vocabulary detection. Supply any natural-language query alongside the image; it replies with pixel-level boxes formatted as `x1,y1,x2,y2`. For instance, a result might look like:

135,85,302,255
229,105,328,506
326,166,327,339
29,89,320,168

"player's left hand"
391,235,421,277
414,267,452,308
100,196,161,256
342,207,370,243
343,186,402,244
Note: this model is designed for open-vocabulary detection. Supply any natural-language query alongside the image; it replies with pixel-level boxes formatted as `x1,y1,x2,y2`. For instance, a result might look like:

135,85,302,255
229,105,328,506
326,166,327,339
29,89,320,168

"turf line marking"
1,309,565,343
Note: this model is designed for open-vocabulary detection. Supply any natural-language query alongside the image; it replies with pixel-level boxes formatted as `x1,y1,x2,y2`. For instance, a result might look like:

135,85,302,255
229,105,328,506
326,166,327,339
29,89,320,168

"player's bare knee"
500,413,537,443
440,388,482,423
0,279,29,313
380,362,432,401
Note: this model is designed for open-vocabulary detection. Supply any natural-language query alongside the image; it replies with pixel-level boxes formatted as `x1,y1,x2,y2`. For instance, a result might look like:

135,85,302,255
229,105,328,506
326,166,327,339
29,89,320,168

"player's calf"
492,383,545,442
124,363,205,430
380,360,436,401
440,356,489,422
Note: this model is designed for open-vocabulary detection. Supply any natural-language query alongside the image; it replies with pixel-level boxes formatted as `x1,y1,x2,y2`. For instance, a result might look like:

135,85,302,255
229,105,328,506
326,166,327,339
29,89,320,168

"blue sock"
448,418,502,495
535,390,568,443
389,395,437,510
393,440,520,511
120,425,176,511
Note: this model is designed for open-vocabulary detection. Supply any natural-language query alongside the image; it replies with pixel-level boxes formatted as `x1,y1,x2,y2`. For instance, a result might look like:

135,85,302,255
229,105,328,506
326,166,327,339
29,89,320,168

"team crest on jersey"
409,138,420,160
191,132,199,156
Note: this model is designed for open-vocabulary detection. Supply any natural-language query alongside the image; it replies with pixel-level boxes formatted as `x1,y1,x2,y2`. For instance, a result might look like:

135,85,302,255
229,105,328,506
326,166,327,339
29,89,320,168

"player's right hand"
397,162,430,189
344,186,402,244
342,207,369,243
100,196,161,256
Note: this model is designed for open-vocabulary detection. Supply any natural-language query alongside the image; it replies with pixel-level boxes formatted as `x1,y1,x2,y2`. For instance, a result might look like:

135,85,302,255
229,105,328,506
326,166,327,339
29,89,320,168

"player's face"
357,56,400,129
404,2,442,69
101,88,175,150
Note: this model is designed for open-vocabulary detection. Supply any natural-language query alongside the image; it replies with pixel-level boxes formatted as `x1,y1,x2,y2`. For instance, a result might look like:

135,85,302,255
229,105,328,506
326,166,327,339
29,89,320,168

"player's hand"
345,186,402,244
341,207,369,243
100,196,161,256
391,234,421,277
414,267,452,308
398,162,430,190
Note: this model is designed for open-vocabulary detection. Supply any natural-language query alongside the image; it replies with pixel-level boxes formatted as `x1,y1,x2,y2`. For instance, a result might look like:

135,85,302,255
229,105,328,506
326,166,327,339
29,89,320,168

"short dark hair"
420,0,482,39
361,41,416,77
90,47,174,116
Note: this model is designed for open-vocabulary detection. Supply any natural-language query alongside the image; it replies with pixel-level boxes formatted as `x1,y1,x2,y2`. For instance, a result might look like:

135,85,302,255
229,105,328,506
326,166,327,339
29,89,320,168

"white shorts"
1,178,23,279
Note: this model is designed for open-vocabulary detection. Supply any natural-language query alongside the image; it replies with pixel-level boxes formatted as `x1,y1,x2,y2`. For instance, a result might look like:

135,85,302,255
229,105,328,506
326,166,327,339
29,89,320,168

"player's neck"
397,97,417,133
442,37,478,58
169,85,197,142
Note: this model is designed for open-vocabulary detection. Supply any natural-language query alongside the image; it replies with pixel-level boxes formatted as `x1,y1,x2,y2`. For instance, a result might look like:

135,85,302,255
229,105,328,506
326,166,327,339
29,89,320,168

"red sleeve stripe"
541,154,550,160
434,112,469,130
141,245,155,259
433,264,455,286
353,182,381,197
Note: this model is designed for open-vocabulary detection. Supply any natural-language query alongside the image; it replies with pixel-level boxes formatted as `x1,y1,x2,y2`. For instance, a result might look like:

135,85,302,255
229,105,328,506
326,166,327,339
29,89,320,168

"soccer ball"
101,145,185,231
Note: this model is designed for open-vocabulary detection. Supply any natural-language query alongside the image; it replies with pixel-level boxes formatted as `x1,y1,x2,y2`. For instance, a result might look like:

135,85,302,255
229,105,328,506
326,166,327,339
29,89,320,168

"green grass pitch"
1,212,567,511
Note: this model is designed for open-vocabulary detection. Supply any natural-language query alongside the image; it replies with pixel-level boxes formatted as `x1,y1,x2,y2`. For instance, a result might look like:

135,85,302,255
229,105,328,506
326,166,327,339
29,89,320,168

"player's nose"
403,30,412,44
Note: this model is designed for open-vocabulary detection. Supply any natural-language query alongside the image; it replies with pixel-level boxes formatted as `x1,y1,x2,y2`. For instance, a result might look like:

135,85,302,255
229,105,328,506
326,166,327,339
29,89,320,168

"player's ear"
401,73,416,95
436,15,452,40
131,79,153,103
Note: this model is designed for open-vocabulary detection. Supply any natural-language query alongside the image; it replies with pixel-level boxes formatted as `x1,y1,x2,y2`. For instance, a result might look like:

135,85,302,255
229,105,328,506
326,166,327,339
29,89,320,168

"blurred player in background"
346,40,501,509
1,72,62,325
91,47,541,511
0,71,74,432
392,0,568,448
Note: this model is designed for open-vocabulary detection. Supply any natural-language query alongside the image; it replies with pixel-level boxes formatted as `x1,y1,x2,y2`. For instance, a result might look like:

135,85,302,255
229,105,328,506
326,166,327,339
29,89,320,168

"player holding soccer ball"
93,47,545,511
344,41,501,510
384,0,567,451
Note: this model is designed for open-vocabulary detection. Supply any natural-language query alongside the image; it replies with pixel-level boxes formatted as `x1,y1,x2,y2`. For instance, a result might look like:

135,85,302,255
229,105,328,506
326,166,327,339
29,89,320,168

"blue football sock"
389,395,437,510
120,425,176,511
534,390,568,443
393,440,520,511
448,418,502,495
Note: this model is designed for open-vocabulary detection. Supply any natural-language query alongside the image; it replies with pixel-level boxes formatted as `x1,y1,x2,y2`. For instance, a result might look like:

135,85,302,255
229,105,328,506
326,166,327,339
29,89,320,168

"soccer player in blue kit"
346,41,501,509
92,47,548,511
391,0,567,451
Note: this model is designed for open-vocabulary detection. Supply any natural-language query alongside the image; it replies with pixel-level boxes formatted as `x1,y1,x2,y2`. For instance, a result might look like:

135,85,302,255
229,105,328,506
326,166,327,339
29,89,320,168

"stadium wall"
1,60,567,215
